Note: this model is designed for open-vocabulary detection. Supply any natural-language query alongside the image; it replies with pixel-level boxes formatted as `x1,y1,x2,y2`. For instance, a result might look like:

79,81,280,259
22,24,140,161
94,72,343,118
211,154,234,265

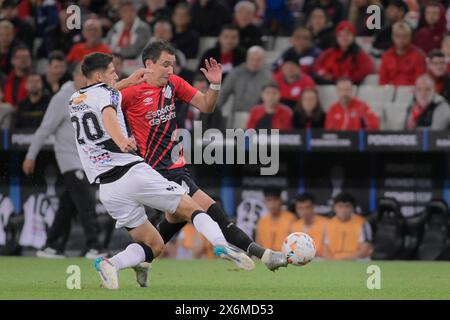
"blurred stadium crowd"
3,0,450,131
1,0,450,261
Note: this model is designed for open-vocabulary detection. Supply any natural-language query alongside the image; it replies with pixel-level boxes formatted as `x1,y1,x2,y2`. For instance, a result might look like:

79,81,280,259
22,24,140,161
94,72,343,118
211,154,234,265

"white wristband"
209,83,221,91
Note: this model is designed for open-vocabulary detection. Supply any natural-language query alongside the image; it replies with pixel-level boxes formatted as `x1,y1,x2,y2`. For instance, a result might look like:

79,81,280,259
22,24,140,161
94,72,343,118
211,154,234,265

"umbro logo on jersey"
166,186,176,191
144,97,153,105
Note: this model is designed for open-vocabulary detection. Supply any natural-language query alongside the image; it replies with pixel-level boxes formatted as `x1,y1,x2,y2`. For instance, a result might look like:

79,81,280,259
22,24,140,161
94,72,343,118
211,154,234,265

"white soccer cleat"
132,262,151,288
214,244,255,271
261,250,288,271
94,258,119,290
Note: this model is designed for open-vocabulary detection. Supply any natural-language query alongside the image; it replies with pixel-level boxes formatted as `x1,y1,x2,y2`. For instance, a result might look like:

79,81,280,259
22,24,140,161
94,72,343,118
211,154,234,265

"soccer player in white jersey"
69,52,254,289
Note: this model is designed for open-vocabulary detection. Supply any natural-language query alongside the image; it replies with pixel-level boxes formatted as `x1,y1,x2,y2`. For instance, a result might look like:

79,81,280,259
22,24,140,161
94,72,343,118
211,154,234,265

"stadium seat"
272,37,290,52
416,200,450,260
373,58,382,73
355,36,373,53
357,85,395,106
122,58,140,75
186,58,198,71
362,74,379,85
220,95,234,128
198,37,218,56
399,212,426,259
317,85,357,111
381,102,409,130
394,86,415,104
372,198,405,260
317,85,337,111
35,59,48,74
265,51,280,65
232,111,250,129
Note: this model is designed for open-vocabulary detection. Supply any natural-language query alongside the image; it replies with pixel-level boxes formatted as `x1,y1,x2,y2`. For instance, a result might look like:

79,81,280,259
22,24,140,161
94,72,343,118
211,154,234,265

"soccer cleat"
214,244,255,271
94,258,119,290
132,262,151,288
261,250,288,272
84,249,108,260
36,247,66,259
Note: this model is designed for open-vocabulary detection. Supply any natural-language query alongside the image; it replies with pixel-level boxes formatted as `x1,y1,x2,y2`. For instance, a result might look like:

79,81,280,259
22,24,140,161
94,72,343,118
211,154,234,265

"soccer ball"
282,232,316,266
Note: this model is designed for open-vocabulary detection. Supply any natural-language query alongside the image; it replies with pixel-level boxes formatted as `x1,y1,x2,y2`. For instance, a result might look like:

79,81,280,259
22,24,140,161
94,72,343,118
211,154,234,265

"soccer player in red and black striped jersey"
121,41,289,271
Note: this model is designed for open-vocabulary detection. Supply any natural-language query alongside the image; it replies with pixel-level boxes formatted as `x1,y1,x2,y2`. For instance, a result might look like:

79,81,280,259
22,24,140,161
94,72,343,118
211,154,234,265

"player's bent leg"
192,189,288,271
172,195,255,271
94,221,161,290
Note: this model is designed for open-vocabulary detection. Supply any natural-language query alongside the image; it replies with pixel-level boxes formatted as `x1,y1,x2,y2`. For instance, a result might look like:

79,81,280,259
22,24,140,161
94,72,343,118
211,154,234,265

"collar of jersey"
79,82,105,93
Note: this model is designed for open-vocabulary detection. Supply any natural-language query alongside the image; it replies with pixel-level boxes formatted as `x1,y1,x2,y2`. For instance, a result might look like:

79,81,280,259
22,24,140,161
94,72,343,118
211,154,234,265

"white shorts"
99,162,186,229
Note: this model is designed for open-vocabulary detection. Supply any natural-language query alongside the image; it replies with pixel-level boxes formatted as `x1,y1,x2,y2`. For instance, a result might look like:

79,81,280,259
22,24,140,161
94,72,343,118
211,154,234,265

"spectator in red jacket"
66,18,112,64
246,81,293,131
379,21,426,86
442,33,450,72
427,50,450,103
413,1,447,54
325,78,380,131
2,44,31,107
313,21,374,85
272,57,316,109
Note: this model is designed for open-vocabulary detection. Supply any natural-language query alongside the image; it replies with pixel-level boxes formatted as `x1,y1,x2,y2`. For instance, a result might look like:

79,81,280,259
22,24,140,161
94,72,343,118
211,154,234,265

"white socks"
109,243,146,270
192,212,227,246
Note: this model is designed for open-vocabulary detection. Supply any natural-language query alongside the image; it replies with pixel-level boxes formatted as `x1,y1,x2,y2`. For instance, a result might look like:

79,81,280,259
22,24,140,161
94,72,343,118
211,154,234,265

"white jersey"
69,82,143,183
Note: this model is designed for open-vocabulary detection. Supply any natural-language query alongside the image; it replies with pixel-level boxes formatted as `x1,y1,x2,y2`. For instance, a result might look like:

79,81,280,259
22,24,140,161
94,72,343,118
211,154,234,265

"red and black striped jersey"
121,74,198,171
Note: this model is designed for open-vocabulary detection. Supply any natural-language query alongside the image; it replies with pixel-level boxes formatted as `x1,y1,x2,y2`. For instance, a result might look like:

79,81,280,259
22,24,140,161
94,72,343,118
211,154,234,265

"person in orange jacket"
325,77,380,131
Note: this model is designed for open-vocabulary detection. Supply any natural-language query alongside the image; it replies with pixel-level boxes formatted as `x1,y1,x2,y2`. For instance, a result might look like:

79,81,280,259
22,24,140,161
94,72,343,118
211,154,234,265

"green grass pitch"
0,257,449,300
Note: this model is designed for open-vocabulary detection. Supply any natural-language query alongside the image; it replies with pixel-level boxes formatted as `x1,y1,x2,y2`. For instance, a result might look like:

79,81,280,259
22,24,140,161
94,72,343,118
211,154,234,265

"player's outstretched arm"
114,68,149,91
102,107,137,153
190,58,222,114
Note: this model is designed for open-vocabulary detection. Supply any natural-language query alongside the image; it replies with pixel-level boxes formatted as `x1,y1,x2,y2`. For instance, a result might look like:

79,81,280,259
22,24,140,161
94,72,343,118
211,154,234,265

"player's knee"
165,212,186,224
174,195,202,221
143,237,164,258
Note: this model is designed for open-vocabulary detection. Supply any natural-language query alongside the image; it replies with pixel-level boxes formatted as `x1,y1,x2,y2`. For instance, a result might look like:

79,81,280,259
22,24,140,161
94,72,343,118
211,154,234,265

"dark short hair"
142,41,176,66
282,56,300,66
336,76,353,85
295,193,316,204
81,52,113,78
263,187,282,198
425,1,441,9
11,44,30,58
262,81,280,91
333,192,356,207
428,49,445,60
292,25,312,37
48,50,66,64
27,71,42,79
220,24,239,34
112,52,124,60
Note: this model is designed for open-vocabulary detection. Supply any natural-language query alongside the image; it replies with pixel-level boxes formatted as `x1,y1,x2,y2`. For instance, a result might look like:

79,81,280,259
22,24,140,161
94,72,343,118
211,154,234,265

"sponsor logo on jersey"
73,94,87,105
143,97,153,105
145,104,176,126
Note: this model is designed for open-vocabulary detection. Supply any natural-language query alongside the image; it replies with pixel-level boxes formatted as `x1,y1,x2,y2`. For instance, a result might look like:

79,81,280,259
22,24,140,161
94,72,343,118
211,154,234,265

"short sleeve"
120,86,136,111
98,87,120,113
171,74,198,103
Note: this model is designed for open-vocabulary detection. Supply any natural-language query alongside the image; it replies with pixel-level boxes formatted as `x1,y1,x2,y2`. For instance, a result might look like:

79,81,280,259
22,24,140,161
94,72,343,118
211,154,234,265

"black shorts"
158,167,199,197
